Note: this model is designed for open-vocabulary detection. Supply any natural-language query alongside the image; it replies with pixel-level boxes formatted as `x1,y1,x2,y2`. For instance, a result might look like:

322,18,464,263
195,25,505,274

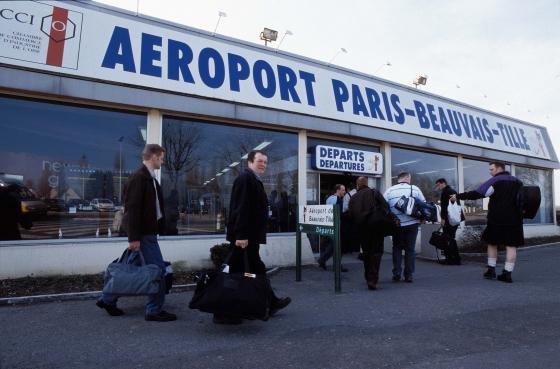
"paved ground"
1,245,560,369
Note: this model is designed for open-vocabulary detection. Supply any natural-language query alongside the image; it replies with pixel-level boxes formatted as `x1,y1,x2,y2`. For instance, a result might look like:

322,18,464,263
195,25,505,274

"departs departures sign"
296,205,342,293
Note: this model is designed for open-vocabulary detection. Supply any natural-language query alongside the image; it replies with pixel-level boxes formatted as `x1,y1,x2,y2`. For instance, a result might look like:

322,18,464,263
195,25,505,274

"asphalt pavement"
1,245,560,369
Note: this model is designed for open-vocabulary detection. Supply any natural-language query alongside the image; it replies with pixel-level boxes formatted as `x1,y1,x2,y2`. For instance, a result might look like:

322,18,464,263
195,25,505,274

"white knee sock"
488,258,497,267
504,262,515,272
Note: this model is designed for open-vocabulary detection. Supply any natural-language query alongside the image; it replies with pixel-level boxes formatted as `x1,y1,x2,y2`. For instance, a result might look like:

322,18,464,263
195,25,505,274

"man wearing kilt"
451,162,523,283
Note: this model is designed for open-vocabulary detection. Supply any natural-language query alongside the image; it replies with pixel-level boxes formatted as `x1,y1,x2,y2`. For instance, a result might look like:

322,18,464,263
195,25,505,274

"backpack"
517,185,541,219
394,185,441,223
365,189,400,236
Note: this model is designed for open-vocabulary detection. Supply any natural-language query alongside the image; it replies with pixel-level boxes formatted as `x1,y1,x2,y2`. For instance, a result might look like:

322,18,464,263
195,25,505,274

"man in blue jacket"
451,162,523,283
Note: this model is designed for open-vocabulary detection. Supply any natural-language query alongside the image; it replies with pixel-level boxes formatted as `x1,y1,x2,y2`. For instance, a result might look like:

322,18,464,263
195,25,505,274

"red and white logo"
0,1,82,70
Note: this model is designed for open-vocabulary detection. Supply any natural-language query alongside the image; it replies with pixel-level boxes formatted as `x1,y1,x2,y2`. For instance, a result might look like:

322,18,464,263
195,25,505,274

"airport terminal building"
0,0,558,277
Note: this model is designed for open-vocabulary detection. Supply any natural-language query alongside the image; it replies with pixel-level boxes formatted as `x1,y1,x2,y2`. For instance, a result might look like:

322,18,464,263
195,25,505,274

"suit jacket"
348,186,389,228
123,165,166,242
226,169,268,244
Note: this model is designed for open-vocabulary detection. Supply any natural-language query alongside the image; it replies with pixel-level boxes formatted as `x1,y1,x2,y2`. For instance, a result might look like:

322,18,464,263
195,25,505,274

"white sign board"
312,145,383,174
299,205,334,226
0,1,552,160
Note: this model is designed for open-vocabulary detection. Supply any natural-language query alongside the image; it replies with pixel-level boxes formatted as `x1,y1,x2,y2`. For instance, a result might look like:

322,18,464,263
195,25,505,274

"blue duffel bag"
102,249,162,296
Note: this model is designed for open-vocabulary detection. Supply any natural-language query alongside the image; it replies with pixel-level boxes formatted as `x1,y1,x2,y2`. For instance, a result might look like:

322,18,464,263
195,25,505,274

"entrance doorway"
319,173,356,204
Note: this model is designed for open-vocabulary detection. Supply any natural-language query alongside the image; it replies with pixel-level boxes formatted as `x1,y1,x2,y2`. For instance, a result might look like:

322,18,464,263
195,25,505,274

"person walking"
451,162,523,283
96,144,177,322
218,150,291,325
318,184,348,272
384,172,426,283
348,177,387,290
435,178,464,265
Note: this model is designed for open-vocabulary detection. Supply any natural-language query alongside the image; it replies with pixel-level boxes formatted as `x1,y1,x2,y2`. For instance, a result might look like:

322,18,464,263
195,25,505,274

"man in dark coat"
347,177,386,290
218,150,291,324
451,162,523,283
97,144,177,322
435,178,463,265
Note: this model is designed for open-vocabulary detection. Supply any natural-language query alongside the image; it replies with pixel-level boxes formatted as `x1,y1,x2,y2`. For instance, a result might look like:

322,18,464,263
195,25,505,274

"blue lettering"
456,112,472,138
299,71,316,106
101,26,136,73
320,147,327,158
391,94,405,124
413,100,430,129
469,116,483,140
227,53,250,92
198,48,225,88
277,65,301,103
519,129,530,150
381,92,393,122
437,107,452,134
365,87,385,120
140,33,162,77
332,79,349,112
359,152,364,161
481,119,494,143
426,104,441,132
351,84,369,117
167,39,194,83
253,60,276,98
447,109,462,136
497,123,511,146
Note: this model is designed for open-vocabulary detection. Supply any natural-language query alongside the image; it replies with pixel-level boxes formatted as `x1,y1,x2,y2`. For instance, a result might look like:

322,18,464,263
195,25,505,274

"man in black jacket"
97,144,176,322
435,178,463,265
217,150,291,324
451,162,523,283
347,177,386,290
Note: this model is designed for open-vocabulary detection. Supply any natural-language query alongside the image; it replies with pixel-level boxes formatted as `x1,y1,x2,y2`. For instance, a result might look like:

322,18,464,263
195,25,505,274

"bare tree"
163,124,202,190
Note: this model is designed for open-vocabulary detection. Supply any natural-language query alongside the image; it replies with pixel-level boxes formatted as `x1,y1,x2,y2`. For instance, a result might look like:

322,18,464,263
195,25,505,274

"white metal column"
147,109,163,181
381,142,391,192
457,155,464,193
298,130,307,207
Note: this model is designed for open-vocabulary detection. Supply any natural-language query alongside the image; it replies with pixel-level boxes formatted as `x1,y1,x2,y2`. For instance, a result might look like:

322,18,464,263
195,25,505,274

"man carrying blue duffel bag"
96,144,176,322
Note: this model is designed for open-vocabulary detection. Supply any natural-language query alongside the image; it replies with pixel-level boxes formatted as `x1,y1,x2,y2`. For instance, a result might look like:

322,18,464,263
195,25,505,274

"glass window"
463,158,511,225
161,117,298,235
391,147,458,204
0,95,147,240
516,166,554,224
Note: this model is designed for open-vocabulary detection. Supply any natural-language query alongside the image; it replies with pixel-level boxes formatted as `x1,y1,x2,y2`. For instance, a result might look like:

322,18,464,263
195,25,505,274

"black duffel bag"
188,250,271,321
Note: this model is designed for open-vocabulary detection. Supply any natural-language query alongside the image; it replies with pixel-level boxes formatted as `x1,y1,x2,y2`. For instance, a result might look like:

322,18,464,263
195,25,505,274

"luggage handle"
222,247,251,274
117,248,147,266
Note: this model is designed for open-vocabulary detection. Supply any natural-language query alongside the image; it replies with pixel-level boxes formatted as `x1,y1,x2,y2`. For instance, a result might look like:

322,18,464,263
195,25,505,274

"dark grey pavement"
1,245,560,369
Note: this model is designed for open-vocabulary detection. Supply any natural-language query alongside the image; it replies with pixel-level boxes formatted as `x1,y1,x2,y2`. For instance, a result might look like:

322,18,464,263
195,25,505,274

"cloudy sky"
96,0,560,204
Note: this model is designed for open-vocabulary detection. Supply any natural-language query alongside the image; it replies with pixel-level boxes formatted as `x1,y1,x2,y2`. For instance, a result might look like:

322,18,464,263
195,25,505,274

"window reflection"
391,147,458,204
0,95,147,240
516,166,554,224
161,117,298,235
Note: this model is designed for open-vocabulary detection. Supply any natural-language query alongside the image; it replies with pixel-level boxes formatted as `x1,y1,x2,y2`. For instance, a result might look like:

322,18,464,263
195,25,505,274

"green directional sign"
296,205,342,293
298,224,335,236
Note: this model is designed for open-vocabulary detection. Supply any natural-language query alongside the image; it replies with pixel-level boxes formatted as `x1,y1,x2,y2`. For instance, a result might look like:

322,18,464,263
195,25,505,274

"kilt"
482,223,524,247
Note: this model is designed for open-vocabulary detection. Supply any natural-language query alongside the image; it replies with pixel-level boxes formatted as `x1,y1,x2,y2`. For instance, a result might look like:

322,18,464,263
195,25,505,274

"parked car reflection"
2,182,48,218
90,198,115,211
45,198,66,212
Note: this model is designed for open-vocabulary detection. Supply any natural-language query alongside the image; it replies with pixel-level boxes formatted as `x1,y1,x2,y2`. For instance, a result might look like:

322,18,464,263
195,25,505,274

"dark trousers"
360,230,384,285
228,242,279,304
318,236,334,265
392,224,419,278
442,224,461,264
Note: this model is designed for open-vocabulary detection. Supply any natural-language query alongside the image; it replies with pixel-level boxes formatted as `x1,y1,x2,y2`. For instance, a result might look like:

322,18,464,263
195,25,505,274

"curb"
0,267,282,307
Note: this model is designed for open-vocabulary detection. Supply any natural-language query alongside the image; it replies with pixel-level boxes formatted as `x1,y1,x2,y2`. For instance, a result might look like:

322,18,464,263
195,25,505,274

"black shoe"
96,299,124,316
341,266,349,273
145,310,177,322
404,276,413,283
392,275,401,282
318,262,327,270
497,270,513,283
367,283,377,290
213,314,243,325
270,297,292,316
357,253,364,261
483,266,496,279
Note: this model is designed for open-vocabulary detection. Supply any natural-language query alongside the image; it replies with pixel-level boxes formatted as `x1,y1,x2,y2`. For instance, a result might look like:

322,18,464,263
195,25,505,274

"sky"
96,0,560,206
